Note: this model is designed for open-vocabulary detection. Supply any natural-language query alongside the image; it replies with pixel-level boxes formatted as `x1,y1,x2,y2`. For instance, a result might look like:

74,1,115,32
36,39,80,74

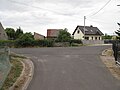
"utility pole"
84,16,86,39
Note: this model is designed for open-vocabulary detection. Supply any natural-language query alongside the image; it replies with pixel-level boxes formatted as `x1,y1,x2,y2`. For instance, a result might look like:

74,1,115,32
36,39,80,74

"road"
11,45,120,90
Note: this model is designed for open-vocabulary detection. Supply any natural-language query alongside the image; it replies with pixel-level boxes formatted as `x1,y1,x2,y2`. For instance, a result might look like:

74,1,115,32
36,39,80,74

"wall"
0,23,8,40
73,28,84,40
85,35,102,40
82,40,104,44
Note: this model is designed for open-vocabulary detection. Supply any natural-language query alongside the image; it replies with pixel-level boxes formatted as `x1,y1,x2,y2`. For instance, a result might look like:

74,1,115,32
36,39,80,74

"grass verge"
101,49,120,80
0,54,24,90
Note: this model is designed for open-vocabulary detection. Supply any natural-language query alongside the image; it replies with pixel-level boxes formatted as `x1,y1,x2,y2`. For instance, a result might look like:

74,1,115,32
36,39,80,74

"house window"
92,37,93,40
85,37,89,40
95,37,97,40
99,37,101,40
77,30,80,34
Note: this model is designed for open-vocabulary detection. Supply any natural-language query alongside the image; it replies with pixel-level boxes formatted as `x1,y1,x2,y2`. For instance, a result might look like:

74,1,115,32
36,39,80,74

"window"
95,37,97,40
85,37,89,40
77,30,80,34
92,37,93,40
99,37,101,40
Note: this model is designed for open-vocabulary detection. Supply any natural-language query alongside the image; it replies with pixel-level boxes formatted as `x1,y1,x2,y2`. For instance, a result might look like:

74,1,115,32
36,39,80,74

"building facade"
72,25,104,40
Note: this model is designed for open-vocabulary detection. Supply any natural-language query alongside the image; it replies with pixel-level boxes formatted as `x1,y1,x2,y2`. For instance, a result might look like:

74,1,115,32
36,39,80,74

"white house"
72,25,104,40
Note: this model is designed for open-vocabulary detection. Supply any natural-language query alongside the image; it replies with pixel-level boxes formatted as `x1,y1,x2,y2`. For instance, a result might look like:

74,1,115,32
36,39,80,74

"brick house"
47,29,62,39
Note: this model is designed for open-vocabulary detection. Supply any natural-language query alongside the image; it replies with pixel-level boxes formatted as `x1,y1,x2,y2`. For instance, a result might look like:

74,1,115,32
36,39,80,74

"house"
72,25,104,40
0,22,8,40
34,32,45,40
47,29,62,39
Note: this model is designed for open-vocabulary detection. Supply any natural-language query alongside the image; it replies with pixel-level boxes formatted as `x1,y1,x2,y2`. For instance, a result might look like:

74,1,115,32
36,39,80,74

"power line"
88,0,112,17
8,0,64,15
8,0,84,21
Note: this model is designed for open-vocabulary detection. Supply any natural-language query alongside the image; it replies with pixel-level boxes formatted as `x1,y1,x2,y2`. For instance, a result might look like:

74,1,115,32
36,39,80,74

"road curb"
9,57,34,90
22,58,34,90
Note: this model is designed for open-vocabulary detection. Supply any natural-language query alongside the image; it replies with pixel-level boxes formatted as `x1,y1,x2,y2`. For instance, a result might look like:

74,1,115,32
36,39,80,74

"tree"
57,28,71,42
102,33,112,40
5,28,15,40
15,32,34,47
115,23,120,36
15,27,23,39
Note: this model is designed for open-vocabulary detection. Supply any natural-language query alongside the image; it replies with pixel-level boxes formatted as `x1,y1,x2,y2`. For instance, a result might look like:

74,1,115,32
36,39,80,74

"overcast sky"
0,0,120,36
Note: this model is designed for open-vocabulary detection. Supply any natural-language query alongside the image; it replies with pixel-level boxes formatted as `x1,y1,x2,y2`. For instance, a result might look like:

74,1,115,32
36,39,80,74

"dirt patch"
101,49,120,80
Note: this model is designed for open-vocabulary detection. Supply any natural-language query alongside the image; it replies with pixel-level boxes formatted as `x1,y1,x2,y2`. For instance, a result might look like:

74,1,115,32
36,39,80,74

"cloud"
0,0,120,36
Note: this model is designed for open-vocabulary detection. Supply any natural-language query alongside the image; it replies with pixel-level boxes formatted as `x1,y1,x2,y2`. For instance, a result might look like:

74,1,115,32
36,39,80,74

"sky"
0,0,120,36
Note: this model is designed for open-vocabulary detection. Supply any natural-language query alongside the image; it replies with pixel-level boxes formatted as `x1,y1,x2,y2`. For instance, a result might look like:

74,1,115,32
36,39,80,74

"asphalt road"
11,45,120,90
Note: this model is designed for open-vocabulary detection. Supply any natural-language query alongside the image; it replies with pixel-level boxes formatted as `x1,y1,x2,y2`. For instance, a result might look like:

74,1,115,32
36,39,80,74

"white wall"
85,35,102,40
73,28,84,40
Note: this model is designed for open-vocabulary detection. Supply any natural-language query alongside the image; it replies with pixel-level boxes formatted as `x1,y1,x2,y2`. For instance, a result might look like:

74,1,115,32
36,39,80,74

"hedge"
0,40,15,47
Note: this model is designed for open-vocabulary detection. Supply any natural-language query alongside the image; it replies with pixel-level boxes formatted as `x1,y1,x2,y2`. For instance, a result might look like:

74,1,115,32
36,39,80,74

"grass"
101,49,120,80
0,55,23,90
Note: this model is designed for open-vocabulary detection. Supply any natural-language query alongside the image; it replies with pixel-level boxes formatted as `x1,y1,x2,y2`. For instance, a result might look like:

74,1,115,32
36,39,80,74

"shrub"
70,39,83,44
34,40,54,47
14,33,34,47
0,40,15,47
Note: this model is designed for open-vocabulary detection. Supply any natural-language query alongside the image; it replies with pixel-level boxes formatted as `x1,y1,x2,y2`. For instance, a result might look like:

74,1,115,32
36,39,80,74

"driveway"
11,45,120,90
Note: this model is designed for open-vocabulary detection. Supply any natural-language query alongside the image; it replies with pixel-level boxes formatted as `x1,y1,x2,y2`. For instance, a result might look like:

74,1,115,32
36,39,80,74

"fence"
0,46,11,89
82,40,104,45
112,40,120,65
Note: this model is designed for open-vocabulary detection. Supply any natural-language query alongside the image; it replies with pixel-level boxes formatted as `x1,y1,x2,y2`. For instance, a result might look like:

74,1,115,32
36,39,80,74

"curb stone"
22,58,34,90
9,58,34,90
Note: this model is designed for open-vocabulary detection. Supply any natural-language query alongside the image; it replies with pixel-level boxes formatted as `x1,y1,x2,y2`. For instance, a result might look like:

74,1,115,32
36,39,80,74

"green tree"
5,28,15,40
57,28,71,42
15,32,34,47
115,23,120,36
15,27,23,39
102,33,112,40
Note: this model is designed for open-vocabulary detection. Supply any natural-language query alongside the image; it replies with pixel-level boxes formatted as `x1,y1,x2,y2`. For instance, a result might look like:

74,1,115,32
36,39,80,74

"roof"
72,25,104,36
0,22,8,40
47,29,62,37
34,32,45,37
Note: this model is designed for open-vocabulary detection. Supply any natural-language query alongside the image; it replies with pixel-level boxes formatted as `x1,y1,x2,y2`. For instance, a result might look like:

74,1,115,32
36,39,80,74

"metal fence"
112,40,120,65
0,46,11,89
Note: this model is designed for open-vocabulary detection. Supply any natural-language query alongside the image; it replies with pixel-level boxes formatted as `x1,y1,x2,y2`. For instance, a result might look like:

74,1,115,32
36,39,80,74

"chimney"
90,25,93,27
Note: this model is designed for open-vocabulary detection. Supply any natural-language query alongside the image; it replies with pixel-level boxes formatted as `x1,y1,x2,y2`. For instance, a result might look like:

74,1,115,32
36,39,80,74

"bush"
14,33,34,47
70,39,83,44
0,40,15,47
34,40,54,47
15,39,34,47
